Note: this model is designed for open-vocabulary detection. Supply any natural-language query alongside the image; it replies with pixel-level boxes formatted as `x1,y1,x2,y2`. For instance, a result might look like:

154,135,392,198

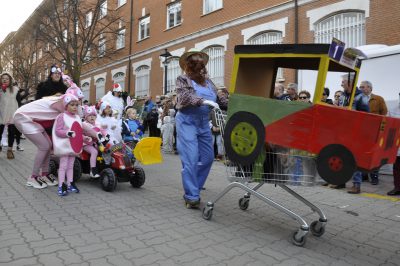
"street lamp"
160,48,172,95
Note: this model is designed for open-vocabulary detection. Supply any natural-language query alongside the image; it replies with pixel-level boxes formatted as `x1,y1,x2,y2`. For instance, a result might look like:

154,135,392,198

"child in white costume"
52,94,83,196
96,101,119,145
161,115,174,153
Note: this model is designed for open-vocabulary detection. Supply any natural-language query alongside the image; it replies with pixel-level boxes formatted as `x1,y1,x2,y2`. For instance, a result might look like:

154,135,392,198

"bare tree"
0,32,38,90
36,0,122,84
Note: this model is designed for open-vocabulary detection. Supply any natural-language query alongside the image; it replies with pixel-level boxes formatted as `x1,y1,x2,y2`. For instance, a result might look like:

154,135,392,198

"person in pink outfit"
53,94,83,196
13,79,99,189
82,105,102,178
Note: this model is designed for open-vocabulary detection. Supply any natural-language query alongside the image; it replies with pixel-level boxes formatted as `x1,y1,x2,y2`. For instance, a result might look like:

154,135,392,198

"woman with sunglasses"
297,90,312,104
35,65,68,100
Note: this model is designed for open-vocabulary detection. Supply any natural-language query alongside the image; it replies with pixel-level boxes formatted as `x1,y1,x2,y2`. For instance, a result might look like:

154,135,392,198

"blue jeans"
176,111,214,201
352,171,362,185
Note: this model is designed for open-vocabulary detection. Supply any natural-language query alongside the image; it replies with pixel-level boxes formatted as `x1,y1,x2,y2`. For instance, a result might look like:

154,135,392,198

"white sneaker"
40,174,58,186
17,145,24,151
26,177,47,189
90,171,100,178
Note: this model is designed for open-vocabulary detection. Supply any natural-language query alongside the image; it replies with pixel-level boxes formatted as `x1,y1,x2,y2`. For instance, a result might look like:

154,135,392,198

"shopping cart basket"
202,109,327,247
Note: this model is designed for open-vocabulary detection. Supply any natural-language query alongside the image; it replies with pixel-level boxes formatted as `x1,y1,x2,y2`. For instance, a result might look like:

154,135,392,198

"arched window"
81,82,90,101
247,31,283,45
202,46,224,87
247,31,283,79
164,57,181,94
95,78,105,100
113,72,125,91
135,65,150,97
314,12,365,48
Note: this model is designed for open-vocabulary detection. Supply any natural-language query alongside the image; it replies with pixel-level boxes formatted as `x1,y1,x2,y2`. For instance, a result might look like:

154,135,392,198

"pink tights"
83,145,98,168
58,155,75,186
24,132,52,177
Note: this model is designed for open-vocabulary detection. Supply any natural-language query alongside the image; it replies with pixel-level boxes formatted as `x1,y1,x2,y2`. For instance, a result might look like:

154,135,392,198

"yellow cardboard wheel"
224,111,265,165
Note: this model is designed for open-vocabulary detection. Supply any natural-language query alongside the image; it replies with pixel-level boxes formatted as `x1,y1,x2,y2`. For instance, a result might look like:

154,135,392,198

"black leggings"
0,124,16,148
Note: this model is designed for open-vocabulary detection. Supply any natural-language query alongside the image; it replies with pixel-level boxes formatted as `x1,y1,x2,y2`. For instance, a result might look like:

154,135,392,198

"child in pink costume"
13,78,98,189
53,93,82,196
82,105,102,178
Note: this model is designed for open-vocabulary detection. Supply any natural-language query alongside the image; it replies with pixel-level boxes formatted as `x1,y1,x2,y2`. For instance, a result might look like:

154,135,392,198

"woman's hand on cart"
203,100,219,109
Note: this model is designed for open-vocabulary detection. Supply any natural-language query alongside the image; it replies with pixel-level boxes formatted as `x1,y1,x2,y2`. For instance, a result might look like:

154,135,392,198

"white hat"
99,101,111,114
112,83,122,92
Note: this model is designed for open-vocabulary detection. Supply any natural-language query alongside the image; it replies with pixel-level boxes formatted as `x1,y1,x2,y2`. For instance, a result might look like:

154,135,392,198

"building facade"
1,0,399,103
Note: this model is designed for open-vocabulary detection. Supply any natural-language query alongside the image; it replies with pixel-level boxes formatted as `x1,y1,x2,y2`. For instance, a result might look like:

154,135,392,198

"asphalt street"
0,140,399,265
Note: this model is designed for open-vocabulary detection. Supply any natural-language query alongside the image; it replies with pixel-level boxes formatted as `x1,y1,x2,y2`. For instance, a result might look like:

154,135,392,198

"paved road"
0,141,399,265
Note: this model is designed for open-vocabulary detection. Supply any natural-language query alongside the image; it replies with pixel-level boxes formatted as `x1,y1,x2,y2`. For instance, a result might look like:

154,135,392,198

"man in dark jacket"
147,107,160,137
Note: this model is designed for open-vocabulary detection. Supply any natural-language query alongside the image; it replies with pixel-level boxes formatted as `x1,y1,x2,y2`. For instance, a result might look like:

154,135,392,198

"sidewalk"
0,141,399,265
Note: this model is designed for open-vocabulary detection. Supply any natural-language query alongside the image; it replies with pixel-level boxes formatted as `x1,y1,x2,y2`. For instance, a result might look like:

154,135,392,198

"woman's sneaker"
26,176,47,189
40,174,58,186
67,183,80,193
16,145,24,151
57,186,68,196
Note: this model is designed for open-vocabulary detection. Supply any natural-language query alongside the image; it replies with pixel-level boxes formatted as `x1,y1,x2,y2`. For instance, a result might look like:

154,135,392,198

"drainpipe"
294,0,299,84
127,0,134,96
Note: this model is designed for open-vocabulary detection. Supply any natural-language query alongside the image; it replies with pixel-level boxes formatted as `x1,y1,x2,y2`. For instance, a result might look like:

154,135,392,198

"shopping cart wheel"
238,197,250,210
202,207,213,220
291,231,307,247
224,111,265,165
310,221,325,237
316,144,356,186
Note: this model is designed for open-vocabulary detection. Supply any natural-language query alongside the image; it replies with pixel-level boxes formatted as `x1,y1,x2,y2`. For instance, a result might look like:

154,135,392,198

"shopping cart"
202,109,327,247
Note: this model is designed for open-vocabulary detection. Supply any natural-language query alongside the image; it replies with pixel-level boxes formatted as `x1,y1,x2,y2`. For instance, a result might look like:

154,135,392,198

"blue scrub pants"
176,111,214,201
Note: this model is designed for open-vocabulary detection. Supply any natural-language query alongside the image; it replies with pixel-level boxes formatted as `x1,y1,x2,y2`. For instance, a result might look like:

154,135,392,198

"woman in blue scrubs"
175,48,228,208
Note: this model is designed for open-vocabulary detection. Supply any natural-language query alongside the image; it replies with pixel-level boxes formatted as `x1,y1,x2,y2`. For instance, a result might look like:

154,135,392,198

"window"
63,29,68,42
314,12,366,48
135,65,150,97
95,78,105,100
117,0,126,7
113,72,125,92
164,57,181,94
45,67,49,77
81,82,90,101
202,46,224,87
203,0,222,14
38,72,42,81
54,37,58,49
247,31,283,79
98,35,106,57
75,21,79,34
38,49,42,59
63,0,69,11
138,16,150,40
116,29,125,49
32,52,37,63
167,2,181,29
84,47,91,62
99,1,107,19
85,11,92,28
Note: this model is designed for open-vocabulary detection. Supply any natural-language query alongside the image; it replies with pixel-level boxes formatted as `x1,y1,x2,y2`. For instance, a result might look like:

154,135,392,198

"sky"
0,0,43,43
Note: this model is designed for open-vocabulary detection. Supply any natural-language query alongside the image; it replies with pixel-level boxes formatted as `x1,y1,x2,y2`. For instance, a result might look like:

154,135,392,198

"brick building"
1,0,399,103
